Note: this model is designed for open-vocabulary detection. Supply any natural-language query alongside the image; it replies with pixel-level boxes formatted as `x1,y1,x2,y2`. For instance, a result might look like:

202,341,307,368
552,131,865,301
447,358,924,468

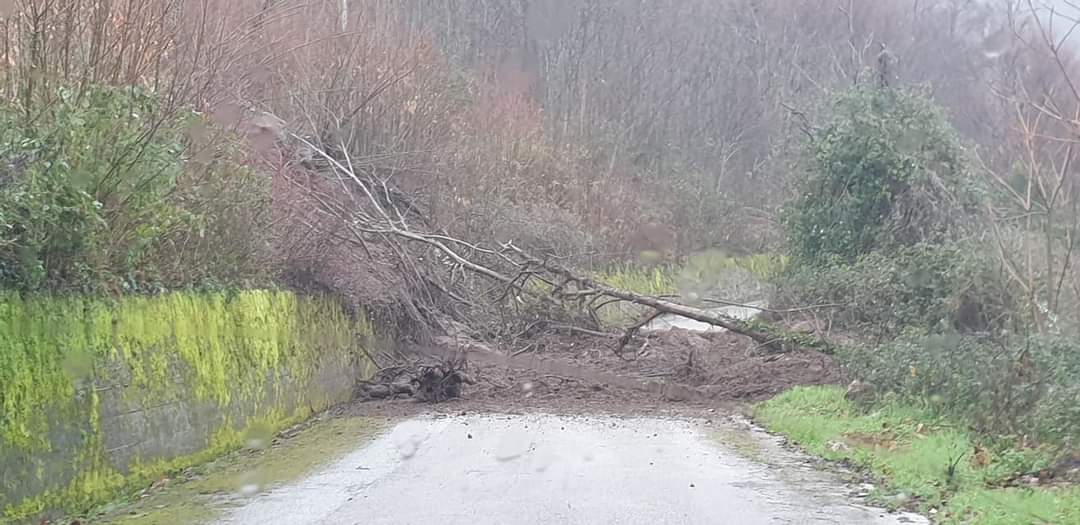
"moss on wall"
0,290,376,522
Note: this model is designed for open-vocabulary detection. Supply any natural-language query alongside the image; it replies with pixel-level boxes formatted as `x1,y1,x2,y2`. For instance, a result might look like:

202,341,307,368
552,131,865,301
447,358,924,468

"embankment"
0,291,379,521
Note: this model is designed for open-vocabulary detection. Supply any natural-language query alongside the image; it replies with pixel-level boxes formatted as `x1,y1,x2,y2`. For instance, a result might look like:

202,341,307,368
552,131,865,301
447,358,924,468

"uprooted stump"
356,360,476,403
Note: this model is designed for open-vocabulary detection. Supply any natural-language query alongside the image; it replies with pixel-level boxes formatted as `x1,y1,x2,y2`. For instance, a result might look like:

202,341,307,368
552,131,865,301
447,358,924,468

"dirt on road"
352,329,843,418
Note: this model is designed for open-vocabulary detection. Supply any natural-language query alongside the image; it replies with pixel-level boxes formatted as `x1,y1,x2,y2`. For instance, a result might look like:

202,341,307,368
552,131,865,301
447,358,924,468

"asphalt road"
216,414,926,525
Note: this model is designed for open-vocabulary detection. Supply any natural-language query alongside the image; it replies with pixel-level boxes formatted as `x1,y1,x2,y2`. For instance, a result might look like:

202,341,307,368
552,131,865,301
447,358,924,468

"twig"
616,310,664,358
510,343,538,357
547,324,617,338
700,298,844,314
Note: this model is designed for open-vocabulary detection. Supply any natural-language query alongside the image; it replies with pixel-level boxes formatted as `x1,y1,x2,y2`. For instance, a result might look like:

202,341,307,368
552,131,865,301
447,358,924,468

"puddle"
706,420,769,462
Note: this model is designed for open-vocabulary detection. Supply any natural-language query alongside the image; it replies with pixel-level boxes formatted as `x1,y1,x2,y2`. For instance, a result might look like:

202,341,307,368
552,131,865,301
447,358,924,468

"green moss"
0,290,377,522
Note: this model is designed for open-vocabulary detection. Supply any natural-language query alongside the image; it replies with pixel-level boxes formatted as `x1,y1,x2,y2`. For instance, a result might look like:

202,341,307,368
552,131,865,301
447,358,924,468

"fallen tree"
282,134,831,355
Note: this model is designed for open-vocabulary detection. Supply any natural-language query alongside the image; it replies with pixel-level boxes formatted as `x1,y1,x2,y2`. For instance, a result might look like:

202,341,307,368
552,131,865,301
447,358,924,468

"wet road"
216,414,925,525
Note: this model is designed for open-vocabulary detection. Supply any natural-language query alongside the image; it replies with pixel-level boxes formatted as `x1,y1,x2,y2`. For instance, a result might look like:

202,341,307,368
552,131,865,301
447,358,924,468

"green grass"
593,264,679,297
591,253,788,297
589,253,788,326
754,386,1080,524
678,251,789,283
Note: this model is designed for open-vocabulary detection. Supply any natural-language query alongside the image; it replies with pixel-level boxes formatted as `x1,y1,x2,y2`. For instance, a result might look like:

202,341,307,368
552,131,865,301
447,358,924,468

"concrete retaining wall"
0,291,378,521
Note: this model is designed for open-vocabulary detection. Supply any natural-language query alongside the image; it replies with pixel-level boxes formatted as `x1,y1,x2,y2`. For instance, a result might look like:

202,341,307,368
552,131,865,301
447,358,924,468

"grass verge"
754,386,1080,524
589,253,787,326
92,415,386,525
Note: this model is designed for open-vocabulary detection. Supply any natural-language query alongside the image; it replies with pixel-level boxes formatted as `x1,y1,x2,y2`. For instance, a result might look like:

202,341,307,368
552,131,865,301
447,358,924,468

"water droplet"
395,438,420,459
533,446,558,473
391,422,430,460
243,422,274,450
495,429,531,462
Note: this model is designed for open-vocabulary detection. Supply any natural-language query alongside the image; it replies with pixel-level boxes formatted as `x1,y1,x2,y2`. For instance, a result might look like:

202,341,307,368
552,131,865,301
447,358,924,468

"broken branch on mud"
357,358,476,403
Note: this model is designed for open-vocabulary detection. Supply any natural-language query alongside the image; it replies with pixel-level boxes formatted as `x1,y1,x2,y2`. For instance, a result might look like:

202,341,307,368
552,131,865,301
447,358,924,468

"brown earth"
541,329,844,400
350,329,844,418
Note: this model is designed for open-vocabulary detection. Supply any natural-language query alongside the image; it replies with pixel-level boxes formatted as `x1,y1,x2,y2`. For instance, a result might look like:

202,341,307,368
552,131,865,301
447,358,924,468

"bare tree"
977,0,1080,331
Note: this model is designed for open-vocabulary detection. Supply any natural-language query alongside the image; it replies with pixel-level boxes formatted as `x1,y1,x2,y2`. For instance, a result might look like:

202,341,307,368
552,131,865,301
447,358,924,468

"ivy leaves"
785,86,976,264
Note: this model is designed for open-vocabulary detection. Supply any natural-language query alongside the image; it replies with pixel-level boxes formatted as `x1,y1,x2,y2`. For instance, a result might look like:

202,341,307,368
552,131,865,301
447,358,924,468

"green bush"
0,86,177,290
841,332,1080,443
775,242,1017,339
0,85,270,293
774,84,1080,454
784,86,980,264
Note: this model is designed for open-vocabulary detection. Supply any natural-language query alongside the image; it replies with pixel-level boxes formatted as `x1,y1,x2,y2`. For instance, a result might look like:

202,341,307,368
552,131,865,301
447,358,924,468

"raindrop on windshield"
495,428,531,462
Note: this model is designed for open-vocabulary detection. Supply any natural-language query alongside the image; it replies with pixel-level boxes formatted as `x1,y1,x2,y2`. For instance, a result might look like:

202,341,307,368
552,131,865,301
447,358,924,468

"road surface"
215,414,925,525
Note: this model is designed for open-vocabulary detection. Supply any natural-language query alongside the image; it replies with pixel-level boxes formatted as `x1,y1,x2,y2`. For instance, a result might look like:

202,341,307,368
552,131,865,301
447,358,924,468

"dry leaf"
971,445,990,469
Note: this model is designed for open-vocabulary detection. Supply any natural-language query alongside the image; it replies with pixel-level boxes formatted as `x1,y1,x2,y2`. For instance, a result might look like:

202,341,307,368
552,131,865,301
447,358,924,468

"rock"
887,492,910,505
826,440,851,453
414,365,465,402
1051,451,1080,483
358,361,471,403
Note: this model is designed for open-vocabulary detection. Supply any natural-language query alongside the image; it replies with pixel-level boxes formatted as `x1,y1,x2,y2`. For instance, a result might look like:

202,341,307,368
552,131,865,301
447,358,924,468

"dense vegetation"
775,81,1080,447
784,87,978,263
0,87,270,293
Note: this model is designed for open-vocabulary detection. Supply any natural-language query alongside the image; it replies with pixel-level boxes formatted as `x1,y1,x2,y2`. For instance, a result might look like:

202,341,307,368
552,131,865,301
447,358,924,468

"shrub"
0,86,180,290
0,85,270,292
842,331,1080,443
784,86,980,264
774,242,1018,339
